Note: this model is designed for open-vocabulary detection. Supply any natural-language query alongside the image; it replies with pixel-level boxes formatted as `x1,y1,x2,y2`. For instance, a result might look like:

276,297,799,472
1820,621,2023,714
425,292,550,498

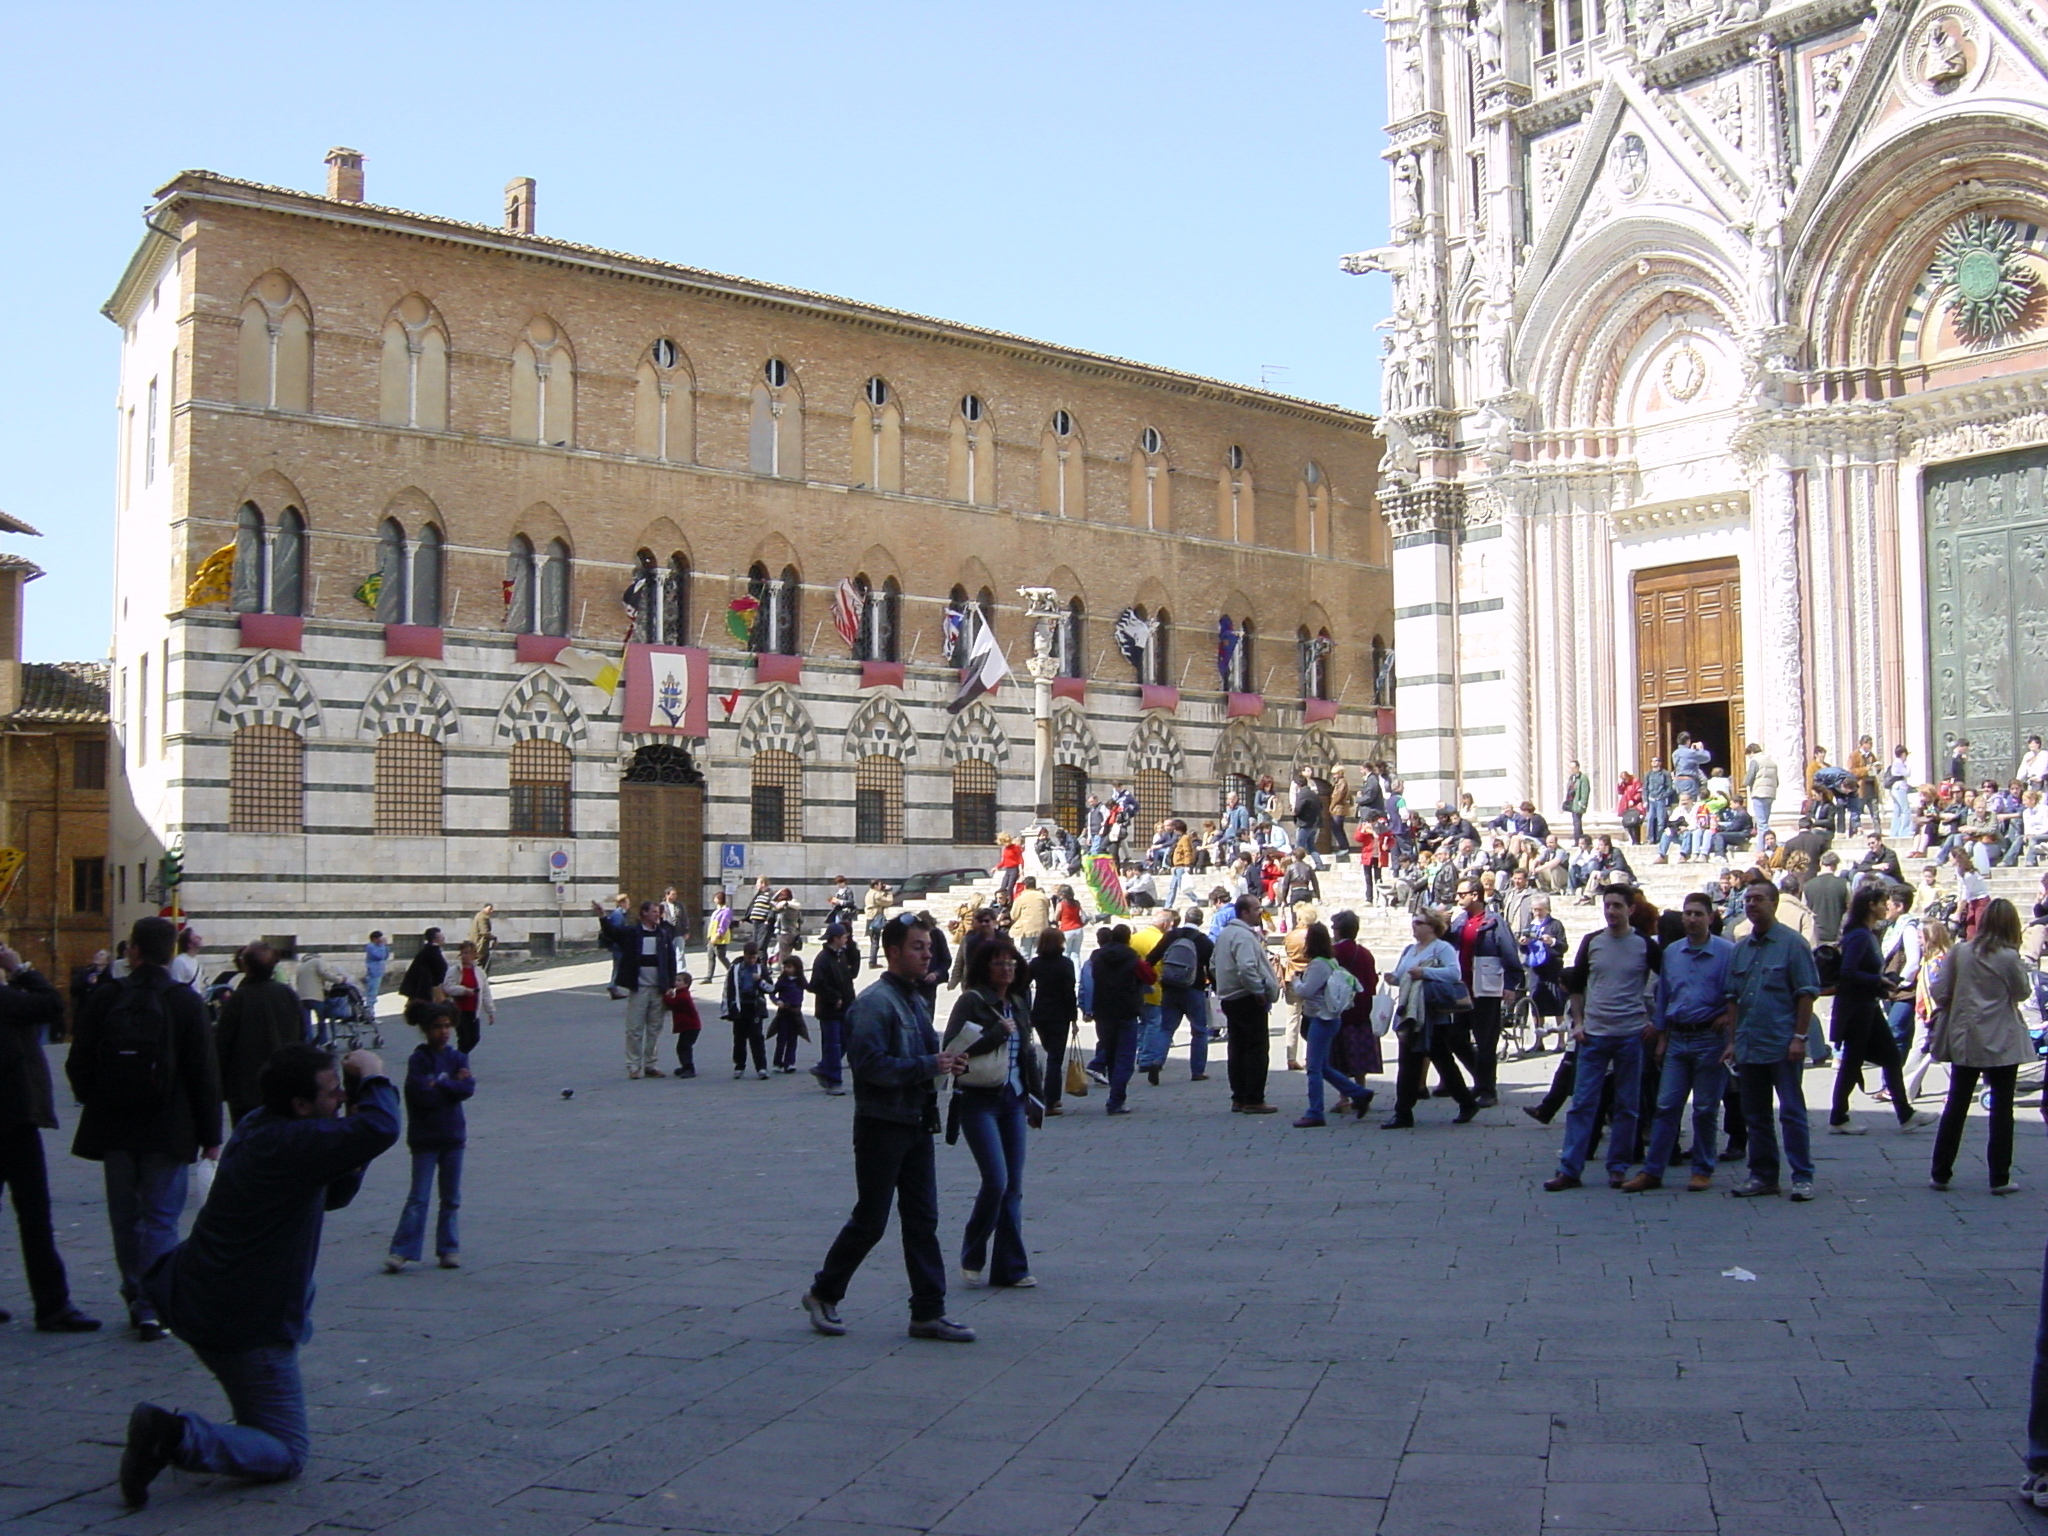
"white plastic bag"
1369,989,1397,1037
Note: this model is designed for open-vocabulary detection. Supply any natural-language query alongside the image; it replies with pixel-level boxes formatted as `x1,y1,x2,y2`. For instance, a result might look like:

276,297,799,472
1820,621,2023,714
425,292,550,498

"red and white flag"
831,579,864,648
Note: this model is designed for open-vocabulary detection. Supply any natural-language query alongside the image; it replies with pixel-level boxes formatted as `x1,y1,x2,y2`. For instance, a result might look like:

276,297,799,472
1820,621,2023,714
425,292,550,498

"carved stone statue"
1474,0,1505,78
1392,152,1422,232
1924,19,1968,86
1379,416,1421,485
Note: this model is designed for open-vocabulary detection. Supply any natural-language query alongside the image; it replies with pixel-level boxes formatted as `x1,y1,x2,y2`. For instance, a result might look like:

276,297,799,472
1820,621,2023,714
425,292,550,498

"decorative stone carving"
1698,73,1744,149
1930,214,2041,344
494,669,588,747
216,650,322,735
1916,11,1973,92
941,700,1010,766
734,684,818,759
1051,703,1099,773
844,693,917,760
1125,714,1187,778
359,661,458,742
1609,134,1650,198
1808,37,1862,132
1531,128,1581,224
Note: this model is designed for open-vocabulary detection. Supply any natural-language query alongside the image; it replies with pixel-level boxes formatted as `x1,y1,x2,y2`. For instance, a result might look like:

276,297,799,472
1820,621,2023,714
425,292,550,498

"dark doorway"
1659,702,1732,776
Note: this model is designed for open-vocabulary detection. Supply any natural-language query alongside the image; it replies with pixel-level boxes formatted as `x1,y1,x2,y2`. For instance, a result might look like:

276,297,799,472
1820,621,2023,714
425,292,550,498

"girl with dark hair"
942,937,1042,1289
1290,922,1374,1127
1829,883,1937,1136
1026,928,1077,1116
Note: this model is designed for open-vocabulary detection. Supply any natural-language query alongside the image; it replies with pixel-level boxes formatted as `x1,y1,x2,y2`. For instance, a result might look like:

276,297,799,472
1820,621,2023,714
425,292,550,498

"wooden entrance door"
618,746,704,909
1633,558,1745,775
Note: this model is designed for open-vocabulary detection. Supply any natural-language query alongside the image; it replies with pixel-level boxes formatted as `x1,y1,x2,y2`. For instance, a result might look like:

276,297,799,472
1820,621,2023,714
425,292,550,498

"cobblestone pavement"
7,961,2048,1534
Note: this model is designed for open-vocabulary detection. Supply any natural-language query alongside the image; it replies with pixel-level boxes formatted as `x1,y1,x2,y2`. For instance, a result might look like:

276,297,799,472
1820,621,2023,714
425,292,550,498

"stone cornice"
1609,491,1750,535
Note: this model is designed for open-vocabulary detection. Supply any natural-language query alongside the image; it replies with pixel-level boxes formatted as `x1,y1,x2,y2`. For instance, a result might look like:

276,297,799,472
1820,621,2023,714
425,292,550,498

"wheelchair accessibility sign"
721,843,746,871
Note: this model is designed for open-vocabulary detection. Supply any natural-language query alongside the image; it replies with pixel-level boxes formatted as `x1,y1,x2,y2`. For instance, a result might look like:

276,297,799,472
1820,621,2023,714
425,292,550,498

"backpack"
1158,933,1201,989
1813,766,1855,795
1811,943,1842,992
1318,959,1363,1018
95,975,177,1112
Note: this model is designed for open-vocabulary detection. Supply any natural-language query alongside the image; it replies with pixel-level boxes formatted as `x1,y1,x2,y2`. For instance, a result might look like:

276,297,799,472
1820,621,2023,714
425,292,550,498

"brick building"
0,543,111,984
103,151,1391,955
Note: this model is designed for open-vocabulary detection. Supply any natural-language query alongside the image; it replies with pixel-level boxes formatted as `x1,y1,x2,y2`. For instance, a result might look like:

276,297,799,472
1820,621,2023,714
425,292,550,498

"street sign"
721,843,746,871
547,848,571,875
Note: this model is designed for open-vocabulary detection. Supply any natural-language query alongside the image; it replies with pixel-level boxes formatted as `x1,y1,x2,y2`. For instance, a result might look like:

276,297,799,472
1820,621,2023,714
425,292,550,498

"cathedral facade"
1359,0,2048,811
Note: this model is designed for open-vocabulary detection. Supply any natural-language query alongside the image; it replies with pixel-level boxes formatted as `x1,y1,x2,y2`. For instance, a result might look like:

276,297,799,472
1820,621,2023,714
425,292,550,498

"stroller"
320,977,381,1052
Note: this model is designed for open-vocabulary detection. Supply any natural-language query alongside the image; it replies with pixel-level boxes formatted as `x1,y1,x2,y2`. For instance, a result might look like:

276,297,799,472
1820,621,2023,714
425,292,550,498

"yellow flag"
554,646,622,695
185,543,237,607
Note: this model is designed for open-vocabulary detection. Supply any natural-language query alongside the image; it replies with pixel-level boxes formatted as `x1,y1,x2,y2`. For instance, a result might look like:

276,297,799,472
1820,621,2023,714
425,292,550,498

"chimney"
325,147,365,203
0,560,30,719
504,177,536,234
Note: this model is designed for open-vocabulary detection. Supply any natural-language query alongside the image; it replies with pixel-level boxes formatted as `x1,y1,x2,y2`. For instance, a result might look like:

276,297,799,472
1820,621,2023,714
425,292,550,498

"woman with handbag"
942,937,1043,1289
1826,884,1937,1134
1928,899,2035,1193
1290,922,1375,1127
1026,929,1078,1116
1380,909,1480,1128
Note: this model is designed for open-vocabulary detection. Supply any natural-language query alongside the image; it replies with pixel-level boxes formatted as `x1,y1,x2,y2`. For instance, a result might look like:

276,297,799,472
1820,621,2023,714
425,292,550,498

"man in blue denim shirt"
1624,893,1735,1193
1723,877,1823,1201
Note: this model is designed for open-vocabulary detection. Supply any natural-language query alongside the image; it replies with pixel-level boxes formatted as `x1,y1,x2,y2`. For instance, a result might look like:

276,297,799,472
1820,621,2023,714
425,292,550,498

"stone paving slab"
5,968,2048,1534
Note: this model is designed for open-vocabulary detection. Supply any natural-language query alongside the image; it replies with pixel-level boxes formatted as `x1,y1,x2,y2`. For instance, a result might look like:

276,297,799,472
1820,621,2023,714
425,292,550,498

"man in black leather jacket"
803,916,974,1343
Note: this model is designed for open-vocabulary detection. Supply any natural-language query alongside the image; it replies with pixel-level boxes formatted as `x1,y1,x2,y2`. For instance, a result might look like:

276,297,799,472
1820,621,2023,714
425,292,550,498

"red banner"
621,645,709,735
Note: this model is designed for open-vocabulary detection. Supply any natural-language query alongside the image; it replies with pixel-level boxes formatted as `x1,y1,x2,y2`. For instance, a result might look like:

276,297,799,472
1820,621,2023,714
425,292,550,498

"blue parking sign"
721,843,746,871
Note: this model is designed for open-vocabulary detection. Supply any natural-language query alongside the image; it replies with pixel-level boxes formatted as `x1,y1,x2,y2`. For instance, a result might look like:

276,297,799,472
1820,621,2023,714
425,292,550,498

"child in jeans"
385,1000,474,1273
667,974,702,1078
766,954,810,1073
723,943,769,1079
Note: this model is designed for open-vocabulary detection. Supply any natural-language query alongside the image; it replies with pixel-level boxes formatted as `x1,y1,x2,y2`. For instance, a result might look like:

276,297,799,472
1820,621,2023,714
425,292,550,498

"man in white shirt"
166,929,207,997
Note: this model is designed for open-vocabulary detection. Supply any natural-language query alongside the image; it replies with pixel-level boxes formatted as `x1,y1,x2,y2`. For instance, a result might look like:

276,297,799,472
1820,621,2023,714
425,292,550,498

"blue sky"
1,2,1389,663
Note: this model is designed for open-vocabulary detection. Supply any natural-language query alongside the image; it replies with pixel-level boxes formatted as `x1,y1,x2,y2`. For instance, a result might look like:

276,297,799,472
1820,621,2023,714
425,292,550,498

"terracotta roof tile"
12,662,111,724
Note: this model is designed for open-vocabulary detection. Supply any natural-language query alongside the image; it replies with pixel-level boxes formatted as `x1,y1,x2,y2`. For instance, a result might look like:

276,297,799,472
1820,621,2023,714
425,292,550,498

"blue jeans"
1886,998,1914,1054
1642,1032,1728,1179
1751,797,1773,834
1736,1058,1814,1185
1557,1031,1643,1179
1064,929,1084,961
813,1017,845,1087
102,1151,189,1319
1646,797,1671,843
177,1343,310,1482
1143,986,1211,1076
1890,783,1913,838
1303,1016,1370,1119
1095,1015,1140,1110
955,1088,1029,1284
389,1147,462,1261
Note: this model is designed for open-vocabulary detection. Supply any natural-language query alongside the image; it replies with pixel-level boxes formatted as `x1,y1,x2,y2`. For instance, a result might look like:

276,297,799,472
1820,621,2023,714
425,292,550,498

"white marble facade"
1359,0,2048,812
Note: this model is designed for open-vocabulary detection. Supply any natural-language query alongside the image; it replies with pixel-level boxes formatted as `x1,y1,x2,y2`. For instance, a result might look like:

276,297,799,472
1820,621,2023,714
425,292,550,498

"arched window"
975,586,997,651
855,575,899,662
510,317,574,446
629,550,661,643
1061,598,1085,680
1299,626,1331,701
1297,462,1330,555
1230,618,1256,693
748,563,801,655
505,535,535,633
777,565,802,654
664,553,691,646
375,520,441,627
1038,409,1083,516
229,723,303,833
375,519,408,625
1371,634,1393,706
949,393,993,504
749,358,803,478
1147,607,1172,686
227,502,305,617
945,585,971,664
1130,428,1169,530
509,738,572,835
854,754,905,844
634,337,694,462
750,749,804,841
1051,763,1088,836
540,539,571,637
851,376,903,492
952,758,997,845
378,295,449,431
374,731,443,836
237,272,312,412
1218,446,1252,543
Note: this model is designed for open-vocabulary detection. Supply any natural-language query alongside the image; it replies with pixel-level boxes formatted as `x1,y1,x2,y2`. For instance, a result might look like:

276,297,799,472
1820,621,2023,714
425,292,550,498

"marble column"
1749,442,1809,789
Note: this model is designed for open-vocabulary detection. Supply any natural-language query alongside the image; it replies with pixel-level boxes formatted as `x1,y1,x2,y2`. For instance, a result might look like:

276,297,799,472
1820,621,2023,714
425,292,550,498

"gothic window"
628,551,658,643
945,585,970,663
852,376,903,492
509,536,573,636
952,758,997,845
664,553,690,646
749,358,803,478
1039,409,1083,516
229,723,304,833
1372,634,1392,706
412,524,443,627
634,337,695,462
949,393,993,504
1147,607,1172,686
229,502,306,617
509,737,572,836
1130,427,1169,530
540,539,571,637
976,586,997,651
378,295,449,430
1230,618,1256,693
376,520,407,625
376,520,442,627
237,272,312,412
510,317,574,446
374,731,443,836
854,575,900,662
750,749,804,841
1299,626,1332,701
748,563,802,655
854,754,904,844
1218,445,1252,543
1061,598,1085,680
1297,462,1330,556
